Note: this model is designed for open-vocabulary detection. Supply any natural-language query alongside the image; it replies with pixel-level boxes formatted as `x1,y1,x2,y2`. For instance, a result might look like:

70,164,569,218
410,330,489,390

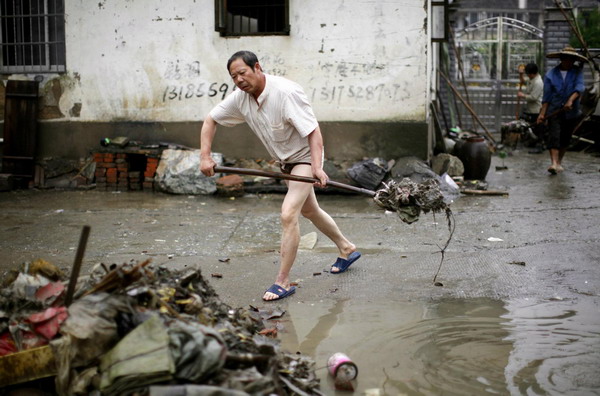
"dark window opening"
215,0,289,37
0,0,66,73
128,154,147,175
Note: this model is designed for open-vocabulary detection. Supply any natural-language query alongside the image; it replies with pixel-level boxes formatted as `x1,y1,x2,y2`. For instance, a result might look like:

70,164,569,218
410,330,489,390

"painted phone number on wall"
162,82,235,102
311,83,404,103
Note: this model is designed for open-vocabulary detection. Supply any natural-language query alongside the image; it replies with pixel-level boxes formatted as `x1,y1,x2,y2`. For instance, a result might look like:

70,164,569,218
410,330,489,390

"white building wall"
59,0,428,123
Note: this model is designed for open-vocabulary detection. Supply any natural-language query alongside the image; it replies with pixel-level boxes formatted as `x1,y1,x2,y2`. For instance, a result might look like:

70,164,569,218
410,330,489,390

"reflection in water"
383,301,511,395
279,298,600,395
503,298,600,396
297,299,347,357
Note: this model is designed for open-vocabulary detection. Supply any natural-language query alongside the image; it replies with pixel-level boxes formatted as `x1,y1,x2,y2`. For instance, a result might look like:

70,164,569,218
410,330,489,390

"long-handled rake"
215,165,451,221
214,165,454,285
215,165,375,196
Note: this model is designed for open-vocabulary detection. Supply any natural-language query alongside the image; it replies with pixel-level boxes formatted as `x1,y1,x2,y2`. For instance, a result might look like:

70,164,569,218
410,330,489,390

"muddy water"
278,298,600,395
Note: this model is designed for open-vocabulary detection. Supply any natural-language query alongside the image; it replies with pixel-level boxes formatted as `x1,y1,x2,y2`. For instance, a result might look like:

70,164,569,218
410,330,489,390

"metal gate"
454,17,543,133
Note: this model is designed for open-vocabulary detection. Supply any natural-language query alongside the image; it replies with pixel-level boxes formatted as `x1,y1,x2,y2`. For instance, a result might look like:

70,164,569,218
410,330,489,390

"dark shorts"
280,162,311,174
546,116,579,149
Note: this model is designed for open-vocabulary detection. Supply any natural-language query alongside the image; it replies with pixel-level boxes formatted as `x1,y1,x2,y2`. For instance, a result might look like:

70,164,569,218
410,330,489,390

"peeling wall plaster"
4,0,428,123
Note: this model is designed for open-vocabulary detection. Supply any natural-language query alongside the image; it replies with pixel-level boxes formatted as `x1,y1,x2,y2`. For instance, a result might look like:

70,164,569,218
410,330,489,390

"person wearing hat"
536,46,586,174
518,62,545,153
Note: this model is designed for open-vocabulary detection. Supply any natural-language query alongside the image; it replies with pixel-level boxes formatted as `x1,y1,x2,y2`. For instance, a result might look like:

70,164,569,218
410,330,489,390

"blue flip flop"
331,251,362,274
263,284,296,301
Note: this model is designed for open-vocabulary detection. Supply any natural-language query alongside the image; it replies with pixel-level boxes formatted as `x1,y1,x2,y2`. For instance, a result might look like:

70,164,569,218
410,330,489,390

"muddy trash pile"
0,259,321,395
374,178,452,224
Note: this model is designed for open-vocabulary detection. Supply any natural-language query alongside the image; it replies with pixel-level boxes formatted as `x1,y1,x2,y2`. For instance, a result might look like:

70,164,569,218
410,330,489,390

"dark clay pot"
456,136,491,180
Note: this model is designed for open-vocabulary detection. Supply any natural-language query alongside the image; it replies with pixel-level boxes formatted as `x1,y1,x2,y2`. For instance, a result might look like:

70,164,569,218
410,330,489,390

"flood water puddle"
278,298,600,395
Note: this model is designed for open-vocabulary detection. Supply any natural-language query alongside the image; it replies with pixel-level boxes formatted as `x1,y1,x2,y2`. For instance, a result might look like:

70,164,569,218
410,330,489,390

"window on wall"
215,0,289,37
0,0,66,73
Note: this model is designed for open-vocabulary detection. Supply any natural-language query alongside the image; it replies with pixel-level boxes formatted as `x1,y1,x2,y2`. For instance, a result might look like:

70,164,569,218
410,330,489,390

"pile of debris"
374,178,451,224
0,259,321,395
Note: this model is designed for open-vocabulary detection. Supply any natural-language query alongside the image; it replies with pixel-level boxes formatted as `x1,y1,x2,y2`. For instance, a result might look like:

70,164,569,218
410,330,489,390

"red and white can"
327,352,358,380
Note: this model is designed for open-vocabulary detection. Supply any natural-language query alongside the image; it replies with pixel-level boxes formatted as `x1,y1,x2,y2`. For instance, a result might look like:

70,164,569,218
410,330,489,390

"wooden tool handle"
214,165,376,197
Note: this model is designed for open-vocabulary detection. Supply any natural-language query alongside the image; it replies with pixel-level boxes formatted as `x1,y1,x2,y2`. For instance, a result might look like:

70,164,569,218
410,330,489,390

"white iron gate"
455,17,544,132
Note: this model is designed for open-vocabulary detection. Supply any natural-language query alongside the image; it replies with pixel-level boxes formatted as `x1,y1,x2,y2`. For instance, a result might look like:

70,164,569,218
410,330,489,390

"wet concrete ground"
1,149,599,394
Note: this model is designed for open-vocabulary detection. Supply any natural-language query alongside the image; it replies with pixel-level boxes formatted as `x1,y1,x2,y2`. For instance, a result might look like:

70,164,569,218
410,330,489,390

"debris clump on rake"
373,177,452,224
374,177,455,286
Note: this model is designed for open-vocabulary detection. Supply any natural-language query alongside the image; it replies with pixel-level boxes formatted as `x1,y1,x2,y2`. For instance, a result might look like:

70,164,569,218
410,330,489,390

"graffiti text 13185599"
162,82,235,102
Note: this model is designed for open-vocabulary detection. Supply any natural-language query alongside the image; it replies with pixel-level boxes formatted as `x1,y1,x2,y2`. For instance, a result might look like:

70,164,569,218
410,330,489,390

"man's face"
559,56,575,69
229,58,263,96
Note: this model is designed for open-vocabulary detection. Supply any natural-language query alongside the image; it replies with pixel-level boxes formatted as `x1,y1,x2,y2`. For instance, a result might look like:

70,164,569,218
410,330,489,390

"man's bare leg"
549,148,560,173
557,148,567,172
293,165,357,272
301,188,356,270
263,168,313,301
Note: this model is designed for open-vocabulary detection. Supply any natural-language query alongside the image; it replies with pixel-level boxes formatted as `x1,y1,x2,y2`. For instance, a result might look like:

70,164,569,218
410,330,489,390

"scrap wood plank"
0,345,56,387
461,189,509,196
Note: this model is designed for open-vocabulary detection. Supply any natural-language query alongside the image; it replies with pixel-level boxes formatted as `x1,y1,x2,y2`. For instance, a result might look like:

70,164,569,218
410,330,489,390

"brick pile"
93,152,159,192
116,153,129,191
143,157,159,191
129,171,142,191
94,152,114,191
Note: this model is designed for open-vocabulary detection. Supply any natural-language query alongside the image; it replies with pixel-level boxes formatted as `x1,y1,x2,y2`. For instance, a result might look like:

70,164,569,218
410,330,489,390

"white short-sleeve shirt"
209,74,318,164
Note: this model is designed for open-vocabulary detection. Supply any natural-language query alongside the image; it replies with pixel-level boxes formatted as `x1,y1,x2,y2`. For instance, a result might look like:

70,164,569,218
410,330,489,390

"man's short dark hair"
227,51,259,72
525,63,538,75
